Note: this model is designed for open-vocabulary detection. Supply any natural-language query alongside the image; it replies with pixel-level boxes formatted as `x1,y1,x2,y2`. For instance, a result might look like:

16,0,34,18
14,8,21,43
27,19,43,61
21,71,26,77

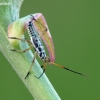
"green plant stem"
0,0,61,100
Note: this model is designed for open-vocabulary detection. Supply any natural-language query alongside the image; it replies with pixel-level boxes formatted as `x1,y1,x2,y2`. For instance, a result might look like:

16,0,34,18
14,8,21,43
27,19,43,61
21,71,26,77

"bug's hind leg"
10,45,33,53
8,37,32,44
34,62,47,79
25,52,37,79
30,15,48,38
9,37,33,53
31,14,46,29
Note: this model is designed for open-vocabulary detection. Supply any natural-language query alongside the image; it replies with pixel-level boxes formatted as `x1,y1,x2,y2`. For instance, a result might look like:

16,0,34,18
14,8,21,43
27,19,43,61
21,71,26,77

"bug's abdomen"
32,37,46,60
27,21,46,60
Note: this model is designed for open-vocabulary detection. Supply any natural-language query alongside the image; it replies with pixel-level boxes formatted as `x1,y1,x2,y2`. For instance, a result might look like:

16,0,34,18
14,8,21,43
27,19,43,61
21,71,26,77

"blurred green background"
0,0,100,100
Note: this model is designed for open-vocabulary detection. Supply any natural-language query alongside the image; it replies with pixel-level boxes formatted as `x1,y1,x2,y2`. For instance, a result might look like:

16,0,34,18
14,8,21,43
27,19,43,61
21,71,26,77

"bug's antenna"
51,62,90,78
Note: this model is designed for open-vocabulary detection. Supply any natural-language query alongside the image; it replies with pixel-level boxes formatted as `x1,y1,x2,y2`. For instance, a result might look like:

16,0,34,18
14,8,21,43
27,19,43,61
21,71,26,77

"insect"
8,15,89,79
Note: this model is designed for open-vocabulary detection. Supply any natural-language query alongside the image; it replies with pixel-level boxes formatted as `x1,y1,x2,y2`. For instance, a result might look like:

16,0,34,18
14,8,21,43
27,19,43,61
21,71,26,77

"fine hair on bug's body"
8,15,89,79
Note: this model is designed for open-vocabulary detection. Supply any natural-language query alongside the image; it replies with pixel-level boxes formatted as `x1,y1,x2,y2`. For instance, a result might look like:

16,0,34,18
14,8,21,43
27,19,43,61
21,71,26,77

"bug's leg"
30,14,46,28
25,52,37,79
8,37,32,44
11,45,33,53
38,28,48,38
41,65,43,68
30,15,48,38
34,63,47,79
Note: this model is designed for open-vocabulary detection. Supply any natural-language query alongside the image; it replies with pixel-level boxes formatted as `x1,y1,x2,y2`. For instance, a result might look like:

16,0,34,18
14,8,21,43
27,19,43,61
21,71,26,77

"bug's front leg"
25,52,37,79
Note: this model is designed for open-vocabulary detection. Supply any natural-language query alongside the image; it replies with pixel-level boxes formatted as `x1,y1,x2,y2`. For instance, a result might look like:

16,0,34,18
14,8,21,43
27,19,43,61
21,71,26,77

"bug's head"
44,56,50,63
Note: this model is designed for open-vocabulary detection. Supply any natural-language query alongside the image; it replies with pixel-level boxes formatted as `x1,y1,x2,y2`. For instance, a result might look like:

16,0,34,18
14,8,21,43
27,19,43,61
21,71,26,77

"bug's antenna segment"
51,62,90,78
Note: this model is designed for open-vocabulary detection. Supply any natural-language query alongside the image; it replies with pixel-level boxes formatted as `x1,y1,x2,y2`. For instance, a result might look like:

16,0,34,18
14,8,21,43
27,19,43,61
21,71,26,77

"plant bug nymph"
8,15,89,79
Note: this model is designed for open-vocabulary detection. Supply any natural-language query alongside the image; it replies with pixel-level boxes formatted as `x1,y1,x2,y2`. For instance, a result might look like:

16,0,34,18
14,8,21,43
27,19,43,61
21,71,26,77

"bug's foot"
25,72,30,79
34,75,40,79
41,65,43,68
30,14,36,21
24,37,26,40
10,49,16,51
8,37,17,39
